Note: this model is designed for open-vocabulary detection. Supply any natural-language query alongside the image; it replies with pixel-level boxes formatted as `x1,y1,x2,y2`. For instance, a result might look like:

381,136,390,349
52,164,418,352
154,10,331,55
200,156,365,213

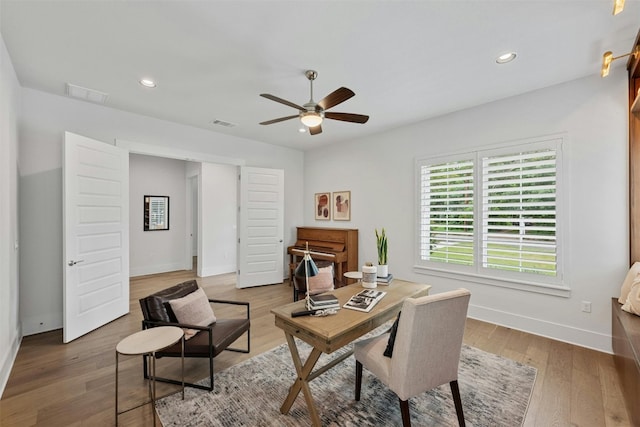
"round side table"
344,271,363,286
115,326,184,426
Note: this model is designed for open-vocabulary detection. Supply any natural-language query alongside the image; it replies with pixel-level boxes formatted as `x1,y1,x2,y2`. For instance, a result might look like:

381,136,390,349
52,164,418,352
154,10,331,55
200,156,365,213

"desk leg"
280,332,323,427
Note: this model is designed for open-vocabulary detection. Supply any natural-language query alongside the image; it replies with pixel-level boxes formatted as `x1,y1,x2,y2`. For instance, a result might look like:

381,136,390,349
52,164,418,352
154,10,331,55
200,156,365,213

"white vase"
377,264,388,278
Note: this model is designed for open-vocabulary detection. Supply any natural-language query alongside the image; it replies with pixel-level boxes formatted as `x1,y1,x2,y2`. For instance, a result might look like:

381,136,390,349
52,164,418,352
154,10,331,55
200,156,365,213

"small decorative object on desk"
377,273,394,285
343,289,387,312
308,293,340,310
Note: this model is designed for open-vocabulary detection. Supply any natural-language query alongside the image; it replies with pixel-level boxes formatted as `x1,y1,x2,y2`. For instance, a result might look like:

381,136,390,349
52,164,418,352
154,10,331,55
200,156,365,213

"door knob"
68,259,84,266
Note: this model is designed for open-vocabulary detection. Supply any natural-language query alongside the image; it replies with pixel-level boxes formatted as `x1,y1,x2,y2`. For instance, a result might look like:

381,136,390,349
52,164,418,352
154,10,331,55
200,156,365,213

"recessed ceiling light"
298,128,307,133
139,78,157,88
496,52,517,64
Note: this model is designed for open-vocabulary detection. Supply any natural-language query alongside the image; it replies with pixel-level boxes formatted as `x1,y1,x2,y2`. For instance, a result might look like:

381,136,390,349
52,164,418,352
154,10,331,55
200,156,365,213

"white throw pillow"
622,274,640,316
619,262,640,304
168,287,216,339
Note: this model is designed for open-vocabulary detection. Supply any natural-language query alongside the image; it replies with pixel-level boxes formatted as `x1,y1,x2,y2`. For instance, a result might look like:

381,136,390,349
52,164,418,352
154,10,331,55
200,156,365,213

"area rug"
156,328,536,426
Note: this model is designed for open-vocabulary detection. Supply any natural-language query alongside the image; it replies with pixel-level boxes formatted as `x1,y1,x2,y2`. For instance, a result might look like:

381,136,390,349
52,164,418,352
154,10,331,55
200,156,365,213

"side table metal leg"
181,336,185,400
152,351,157,427
115,351,119,426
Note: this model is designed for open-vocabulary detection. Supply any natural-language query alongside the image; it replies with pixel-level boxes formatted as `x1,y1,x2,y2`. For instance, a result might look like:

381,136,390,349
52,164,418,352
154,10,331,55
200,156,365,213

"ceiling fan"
259,70,369,135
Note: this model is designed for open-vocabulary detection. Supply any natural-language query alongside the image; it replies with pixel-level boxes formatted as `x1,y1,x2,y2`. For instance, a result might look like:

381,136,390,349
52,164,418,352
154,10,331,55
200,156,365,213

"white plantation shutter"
481,149,557,275
416,136,563,289
419,158,474,265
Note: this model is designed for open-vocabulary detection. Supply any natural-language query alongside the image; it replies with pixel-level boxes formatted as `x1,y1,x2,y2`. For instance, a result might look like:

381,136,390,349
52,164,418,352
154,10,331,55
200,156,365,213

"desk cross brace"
280,332,354,426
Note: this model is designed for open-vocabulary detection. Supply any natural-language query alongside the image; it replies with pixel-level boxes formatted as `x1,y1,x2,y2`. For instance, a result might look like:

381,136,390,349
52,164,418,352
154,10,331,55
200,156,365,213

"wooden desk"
271,280,431,426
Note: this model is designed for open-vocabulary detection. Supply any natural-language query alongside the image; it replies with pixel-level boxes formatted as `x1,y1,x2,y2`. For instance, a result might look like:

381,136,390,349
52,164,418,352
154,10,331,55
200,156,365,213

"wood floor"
0,267,632,427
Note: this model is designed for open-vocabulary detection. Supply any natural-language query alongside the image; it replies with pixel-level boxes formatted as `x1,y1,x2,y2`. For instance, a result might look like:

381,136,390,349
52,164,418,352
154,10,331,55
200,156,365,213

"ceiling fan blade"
260,93,306,111
317,87,355,111
324,112,369,124
260,115,299,125
309,124,322,135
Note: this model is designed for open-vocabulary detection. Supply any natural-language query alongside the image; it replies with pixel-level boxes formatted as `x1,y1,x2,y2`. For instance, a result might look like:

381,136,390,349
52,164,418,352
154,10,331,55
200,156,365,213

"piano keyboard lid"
290,240,345,252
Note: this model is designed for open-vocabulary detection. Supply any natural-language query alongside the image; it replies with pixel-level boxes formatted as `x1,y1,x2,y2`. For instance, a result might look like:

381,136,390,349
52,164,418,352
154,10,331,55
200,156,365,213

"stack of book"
343,289,387,312
308,293,340,310
377,273,394,285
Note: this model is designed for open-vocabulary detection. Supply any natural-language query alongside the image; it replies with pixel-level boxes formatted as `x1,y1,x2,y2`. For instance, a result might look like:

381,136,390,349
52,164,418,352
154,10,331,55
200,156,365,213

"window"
419,157,474,266
416,136,564,291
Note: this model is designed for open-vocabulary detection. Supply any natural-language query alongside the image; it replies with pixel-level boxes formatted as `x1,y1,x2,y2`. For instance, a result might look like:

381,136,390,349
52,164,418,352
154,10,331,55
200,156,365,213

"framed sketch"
333,191,351,221
144,195,170,231
315,192,331,220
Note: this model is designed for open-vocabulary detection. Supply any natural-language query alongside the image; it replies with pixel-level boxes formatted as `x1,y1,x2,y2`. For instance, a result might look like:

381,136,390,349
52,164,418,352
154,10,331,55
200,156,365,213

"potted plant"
375,228,388,278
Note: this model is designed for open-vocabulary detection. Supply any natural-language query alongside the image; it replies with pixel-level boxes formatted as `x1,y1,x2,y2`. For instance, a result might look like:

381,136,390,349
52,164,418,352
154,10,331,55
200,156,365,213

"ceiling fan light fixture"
300,111,323,127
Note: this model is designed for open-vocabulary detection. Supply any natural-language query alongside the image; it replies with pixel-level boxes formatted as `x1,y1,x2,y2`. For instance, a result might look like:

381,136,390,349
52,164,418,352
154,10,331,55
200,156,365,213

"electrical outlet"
581,301,592,313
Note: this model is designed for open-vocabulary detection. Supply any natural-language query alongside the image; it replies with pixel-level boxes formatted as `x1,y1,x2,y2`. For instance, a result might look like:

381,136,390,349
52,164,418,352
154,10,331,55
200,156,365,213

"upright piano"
288,227,358,287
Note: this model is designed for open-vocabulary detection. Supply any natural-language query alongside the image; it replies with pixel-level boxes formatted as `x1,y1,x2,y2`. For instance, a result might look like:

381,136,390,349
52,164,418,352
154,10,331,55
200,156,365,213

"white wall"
129,154,187,277
305,72,629,352
0,33,21,397
199,163,238,277
18,87,304,336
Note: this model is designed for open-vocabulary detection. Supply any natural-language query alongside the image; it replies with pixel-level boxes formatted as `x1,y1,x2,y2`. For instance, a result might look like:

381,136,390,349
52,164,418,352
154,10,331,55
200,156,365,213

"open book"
343,289,387,312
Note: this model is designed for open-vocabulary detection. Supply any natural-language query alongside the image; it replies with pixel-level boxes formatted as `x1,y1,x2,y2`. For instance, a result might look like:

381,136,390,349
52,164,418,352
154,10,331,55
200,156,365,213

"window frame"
414,135,569,297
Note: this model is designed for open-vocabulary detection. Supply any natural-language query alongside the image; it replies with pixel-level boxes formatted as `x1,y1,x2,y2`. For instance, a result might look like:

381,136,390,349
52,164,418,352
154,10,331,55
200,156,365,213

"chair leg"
450,380,466,427
355,360,363,401
399,398,411,427
208,350,215,391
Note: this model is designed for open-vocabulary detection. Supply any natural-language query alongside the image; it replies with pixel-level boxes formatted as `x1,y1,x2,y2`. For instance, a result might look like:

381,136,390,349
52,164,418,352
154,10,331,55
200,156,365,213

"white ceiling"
1,1,638,150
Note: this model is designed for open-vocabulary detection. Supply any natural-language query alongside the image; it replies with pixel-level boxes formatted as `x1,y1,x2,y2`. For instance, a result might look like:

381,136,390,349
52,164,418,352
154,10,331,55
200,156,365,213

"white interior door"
63,132,129,343
237,167,284,288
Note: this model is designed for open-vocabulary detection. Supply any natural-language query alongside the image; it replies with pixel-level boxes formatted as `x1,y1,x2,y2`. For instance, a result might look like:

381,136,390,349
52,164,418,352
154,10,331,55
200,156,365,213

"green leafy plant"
375,228,388,265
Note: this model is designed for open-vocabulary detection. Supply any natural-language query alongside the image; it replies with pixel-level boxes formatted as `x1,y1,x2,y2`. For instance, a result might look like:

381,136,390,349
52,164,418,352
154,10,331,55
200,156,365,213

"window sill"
413,265,571,298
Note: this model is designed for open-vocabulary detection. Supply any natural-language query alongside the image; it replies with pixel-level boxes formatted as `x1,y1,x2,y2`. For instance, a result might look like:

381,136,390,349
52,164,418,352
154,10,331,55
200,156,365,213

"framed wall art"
315,192,331,220
144,195,170,231
333,191,351,221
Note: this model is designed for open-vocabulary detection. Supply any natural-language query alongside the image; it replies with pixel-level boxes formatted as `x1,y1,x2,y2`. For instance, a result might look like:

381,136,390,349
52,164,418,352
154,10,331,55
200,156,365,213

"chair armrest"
208,299,250,319
142,319,214,333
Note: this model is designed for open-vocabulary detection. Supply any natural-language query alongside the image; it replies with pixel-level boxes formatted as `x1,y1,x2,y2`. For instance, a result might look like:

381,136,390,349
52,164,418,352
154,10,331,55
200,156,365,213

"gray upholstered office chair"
354,288,471,427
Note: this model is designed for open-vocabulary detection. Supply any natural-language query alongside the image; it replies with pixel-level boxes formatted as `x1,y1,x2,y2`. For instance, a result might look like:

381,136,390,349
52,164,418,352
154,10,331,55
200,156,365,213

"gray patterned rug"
156,327,536,426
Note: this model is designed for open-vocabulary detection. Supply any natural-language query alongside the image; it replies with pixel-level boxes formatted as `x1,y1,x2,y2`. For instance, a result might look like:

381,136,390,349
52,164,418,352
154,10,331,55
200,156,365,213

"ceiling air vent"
65,83,108,104
211,119,236,128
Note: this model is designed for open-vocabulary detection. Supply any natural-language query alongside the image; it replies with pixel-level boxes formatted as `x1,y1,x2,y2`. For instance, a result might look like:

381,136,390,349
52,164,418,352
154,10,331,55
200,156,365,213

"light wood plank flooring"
0,268,631,426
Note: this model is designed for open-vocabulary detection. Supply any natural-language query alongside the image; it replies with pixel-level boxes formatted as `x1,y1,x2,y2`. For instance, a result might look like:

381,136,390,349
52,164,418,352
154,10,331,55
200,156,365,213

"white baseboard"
468,304,612,353
22,311,62,336
200,264,236,278
0,325,22,398
130,262,186,278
